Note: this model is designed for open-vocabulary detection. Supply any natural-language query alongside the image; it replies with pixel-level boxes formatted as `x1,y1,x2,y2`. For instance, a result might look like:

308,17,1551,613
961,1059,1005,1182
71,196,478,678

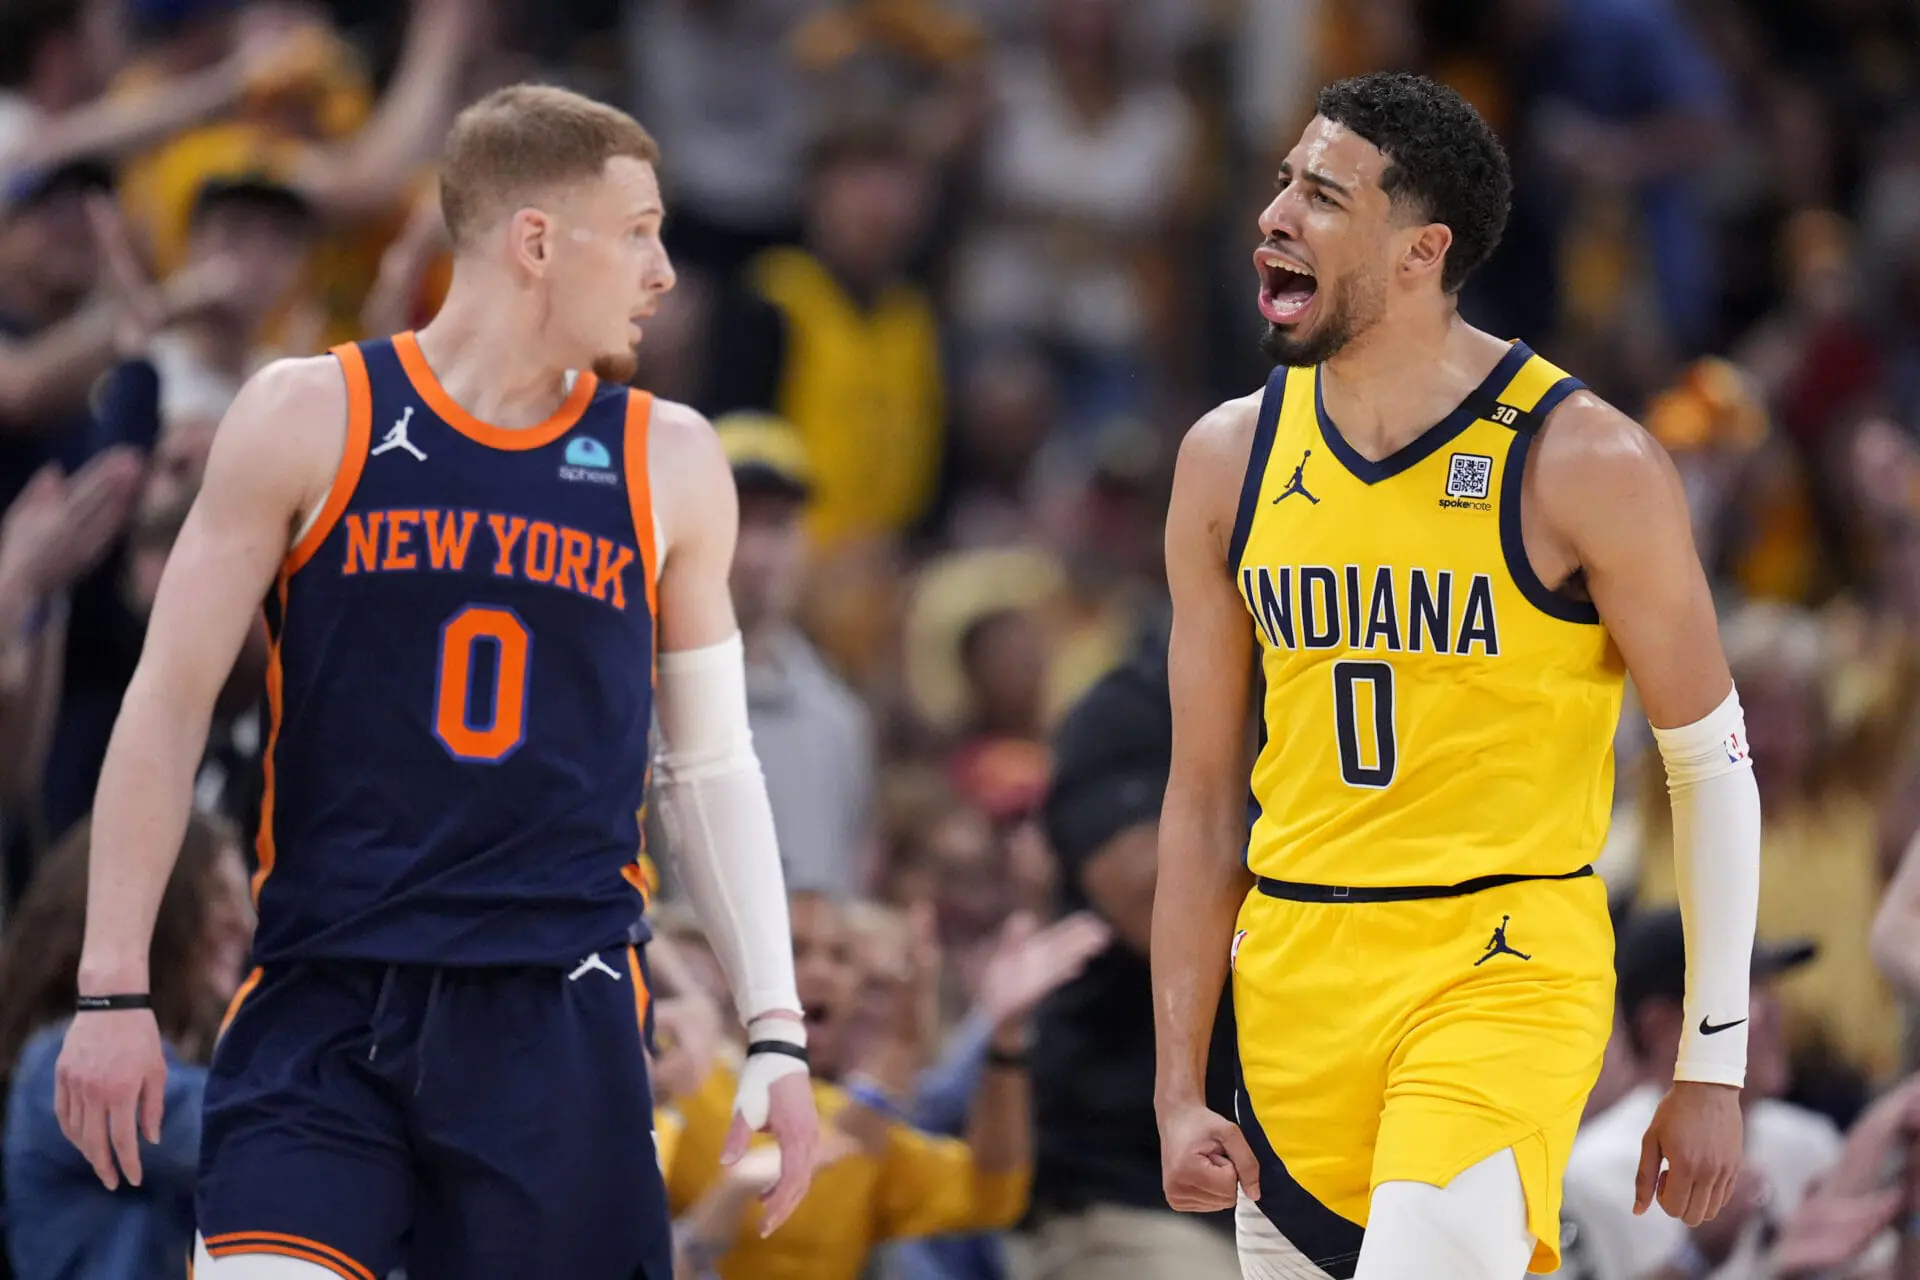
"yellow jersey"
1232,343,1625,888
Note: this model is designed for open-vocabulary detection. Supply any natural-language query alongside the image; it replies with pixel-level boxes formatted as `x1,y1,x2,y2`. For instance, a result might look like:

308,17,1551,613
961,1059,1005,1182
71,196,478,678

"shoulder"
210,355,351,507
1171,388,1268,542
1176,389,1266,486
643,396,728,481
233,353,350,422
1528,389,1683,534
642,396,733,556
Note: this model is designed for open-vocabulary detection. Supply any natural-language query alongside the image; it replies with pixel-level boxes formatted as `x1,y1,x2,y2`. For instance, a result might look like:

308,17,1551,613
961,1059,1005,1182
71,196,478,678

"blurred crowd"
0,0,1918,1277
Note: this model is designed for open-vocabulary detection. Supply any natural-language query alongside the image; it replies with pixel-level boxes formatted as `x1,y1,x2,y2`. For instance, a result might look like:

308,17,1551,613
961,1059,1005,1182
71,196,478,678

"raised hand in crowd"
0,450,142,617
1770,1179,1904,1278
973,909,1111,1032
85,195,247,359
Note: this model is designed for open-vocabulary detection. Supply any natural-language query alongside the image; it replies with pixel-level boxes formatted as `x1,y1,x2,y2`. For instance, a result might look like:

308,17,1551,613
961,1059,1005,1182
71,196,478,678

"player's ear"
1401,222,1453,285
508,207,555,276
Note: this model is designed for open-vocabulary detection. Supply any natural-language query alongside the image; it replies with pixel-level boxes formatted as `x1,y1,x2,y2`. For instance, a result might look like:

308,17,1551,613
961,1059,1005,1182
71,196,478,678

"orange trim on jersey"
285,344,374,577
252,574,288,901
202,1232,375,1280
217,966,263,1042
622,390,659,625
393,330,598,451
625,944,651,1039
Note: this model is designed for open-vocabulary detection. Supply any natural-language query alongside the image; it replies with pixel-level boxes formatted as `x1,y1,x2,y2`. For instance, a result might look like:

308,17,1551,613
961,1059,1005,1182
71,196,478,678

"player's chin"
591,346,640,385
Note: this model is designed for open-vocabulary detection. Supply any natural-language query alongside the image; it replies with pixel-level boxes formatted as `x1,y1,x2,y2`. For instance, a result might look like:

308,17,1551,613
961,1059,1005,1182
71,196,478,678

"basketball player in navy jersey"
52,85,818,1279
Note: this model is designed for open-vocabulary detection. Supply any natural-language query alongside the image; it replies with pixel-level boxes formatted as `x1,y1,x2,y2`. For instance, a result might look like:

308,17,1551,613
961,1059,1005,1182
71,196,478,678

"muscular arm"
1152,400,1258,1109
1534,394,1757,1091
76,358,341,993
648,400,798,1020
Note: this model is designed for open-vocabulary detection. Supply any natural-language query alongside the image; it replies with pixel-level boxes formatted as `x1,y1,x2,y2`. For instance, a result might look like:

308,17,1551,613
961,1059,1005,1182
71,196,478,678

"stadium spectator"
953,0,1197,431
1018,611,1238,1280
742,114,944,554
1563,907,1834,1277
0,447,141,906
0,0,305,197
717,412,877,898
626,0,817,277
114,0,481,347
0,811,253,1280
662,890,1037,1280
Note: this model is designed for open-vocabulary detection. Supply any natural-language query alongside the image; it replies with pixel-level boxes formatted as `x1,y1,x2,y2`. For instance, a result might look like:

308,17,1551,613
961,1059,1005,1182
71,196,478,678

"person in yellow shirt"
663,892,1064,1280
747,119,944,553
114,0,480,347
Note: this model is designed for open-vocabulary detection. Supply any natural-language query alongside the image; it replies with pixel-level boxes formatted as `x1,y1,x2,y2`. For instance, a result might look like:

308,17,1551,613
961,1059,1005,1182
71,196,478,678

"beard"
592,347,640,385
1260,267,1387,367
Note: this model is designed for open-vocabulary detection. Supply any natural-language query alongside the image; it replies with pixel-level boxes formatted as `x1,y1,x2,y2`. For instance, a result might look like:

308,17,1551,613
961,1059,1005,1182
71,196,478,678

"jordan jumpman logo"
1475,915,1531,965
1273,449,1319,504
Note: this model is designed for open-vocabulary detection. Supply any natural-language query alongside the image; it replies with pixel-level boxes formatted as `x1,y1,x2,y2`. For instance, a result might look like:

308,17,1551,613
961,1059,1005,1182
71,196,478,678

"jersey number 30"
434,606,531,762
1333,660,1396,788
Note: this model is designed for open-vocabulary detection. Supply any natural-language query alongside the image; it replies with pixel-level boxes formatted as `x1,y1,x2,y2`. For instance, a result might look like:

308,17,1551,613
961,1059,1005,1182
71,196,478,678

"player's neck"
411,282,579,430
1318,312,1508,463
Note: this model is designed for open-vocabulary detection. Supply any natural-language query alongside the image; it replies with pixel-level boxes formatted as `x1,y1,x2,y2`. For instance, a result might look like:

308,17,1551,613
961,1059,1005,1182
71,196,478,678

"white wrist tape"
655,633,804,1026
1651,686,1761,1087
734,1016,809,1130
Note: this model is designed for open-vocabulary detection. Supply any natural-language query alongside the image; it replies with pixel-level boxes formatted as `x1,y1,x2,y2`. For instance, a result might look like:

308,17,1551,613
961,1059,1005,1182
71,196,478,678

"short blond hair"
439,83,660,249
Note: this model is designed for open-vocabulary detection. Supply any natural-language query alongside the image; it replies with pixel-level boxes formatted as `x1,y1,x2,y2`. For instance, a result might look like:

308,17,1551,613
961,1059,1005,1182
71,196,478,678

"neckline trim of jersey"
393,331,599,451
1314,340,1533,486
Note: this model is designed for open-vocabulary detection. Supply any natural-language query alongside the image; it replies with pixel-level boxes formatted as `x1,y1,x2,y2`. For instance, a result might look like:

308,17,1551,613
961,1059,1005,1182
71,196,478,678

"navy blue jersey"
254,333,658,966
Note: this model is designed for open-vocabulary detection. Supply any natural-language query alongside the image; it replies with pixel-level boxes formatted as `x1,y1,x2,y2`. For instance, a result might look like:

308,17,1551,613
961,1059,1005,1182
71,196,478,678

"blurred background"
2,0,1920,1277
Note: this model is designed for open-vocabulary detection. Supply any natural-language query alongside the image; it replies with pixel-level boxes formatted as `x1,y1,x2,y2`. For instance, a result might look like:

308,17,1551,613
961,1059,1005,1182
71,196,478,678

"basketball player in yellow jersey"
1152,73,1761,1280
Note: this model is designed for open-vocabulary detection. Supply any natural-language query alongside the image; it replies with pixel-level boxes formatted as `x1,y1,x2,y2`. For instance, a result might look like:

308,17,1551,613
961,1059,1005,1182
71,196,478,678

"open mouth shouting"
1256,245,1318,326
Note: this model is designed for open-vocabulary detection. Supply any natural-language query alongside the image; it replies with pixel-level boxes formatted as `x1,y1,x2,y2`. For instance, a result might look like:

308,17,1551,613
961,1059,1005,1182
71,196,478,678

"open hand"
54,1008,169,1189
1636,1081,1743,1226
1771,1181,1904,1277
975,910,1111,1029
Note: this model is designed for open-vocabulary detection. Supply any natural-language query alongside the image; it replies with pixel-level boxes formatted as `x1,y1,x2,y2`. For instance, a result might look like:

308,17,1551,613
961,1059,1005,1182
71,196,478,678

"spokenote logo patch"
560,436,619,486
1440,452,1492,510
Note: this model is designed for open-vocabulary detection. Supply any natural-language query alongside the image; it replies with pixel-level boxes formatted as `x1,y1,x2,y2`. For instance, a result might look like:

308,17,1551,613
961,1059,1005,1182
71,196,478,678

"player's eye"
1313,190,1337,208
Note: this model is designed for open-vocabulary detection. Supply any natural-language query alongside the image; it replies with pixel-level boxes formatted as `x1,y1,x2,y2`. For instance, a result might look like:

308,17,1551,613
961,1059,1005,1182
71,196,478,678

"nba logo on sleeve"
1724,729,1750,764
560,437,619,487
1445,453,1493,500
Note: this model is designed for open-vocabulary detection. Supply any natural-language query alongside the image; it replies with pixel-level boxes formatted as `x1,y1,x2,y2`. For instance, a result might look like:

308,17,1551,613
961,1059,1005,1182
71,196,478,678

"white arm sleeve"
654,633,804,1027
1651,686,1762,1087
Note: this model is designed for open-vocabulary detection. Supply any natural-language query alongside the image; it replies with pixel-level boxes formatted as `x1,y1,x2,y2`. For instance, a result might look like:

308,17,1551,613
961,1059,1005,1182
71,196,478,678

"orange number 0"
434,606,531,762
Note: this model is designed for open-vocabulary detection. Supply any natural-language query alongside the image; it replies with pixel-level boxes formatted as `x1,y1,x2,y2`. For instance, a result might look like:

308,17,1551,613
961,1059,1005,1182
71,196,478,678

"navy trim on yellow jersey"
1315,341,1533,485
1227,366,1289,568
1498,374,1601,624
1237,1063,1365,1276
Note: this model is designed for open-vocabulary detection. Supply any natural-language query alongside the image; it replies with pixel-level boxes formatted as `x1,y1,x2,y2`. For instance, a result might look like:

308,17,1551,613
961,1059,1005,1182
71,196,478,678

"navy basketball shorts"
197,946,671,1280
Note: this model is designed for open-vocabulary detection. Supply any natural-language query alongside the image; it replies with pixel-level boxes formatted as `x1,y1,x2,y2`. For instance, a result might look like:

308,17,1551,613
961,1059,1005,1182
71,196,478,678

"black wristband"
986,1043,1029,1069
747,1039,809,1065
75,993,151,1012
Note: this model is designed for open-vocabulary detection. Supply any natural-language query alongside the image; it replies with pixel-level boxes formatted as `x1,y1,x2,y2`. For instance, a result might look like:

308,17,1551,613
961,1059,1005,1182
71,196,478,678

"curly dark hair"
1315,72,1512,295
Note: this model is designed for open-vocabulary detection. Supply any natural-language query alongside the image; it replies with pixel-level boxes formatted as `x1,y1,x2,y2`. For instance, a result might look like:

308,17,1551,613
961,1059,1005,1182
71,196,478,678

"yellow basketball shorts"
1231,872,1614,1275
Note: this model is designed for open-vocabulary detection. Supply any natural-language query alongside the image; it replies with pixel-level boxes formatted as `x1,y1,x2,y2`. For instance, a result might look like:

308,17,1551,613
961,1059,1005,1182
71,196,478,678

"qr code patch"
1446,452,1493,500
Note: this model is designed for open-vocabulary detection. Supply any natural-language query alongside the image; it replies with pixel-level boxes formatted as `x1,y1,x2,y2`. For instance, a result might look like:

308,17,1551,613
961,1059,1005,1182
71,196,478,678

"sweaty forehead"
1286,117,1390,196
